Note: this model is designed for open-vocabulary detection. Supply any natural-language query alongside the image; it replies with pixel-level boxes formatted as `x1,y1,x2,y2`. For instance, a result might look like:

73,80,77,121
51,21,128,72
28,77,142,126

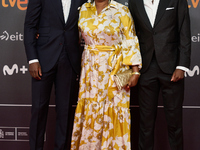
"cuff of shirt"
29,59,39,64
176,66,189,72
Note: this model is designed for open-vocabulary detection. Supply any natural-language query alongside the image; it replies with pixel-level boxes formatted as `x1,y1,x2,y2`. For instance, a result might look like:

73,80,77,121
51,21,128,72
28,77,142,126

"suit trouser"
29,49,77,150
138,56,184,150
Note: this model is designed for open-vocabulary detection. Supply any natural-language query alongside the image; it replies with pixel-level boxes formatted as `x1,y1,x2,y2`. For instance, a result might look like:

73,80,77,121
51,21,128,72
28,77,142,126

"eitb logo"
0,31,23,41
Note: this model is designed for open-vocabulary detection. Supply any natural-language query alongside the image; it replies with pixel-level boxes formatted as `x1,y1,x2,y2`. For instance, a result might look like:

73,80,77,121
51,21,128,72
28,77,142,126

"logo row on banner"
0,127,29,141
0,126,46,142
0,0,199,11
1,64,200,77
0,30,200,42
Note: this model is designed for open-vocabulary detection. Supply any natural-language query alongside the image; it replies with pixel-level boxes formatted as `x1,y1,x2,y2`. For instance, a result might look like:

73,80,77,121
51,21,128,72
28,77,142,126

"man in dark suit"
24,0,86,149
129,0,191,149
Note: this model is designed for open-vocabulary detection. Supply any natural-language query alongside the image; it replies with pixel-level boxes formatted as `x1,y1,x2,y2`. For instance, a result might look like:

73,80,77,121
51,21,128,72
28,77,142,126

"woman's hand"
124,74,140,91
124,65,140,91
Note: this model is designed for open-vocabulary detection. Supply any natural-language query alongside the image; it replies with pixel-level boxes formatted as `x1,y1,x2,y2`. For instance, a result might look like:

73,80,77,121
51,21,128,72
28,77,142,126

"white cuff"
29,59,39,64
176,66,189,72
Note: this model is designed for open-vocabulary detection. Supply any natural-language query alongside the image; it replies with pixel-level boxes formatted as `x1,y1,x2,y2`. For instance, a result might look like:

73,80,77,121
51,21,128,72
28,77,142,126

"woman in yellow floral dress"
71,0,142,149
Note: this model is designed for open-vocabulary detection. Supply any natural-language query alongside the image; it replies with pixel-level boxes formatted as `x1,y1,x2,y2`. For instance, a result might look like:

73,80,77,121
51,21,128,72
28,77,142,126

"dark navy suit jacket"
24,0,86,74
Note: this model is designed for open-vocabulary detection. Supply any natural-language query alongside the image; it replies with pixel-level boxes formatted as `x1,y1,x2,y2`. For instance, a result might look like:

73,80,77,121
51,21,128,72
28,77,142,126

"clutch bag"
113,69,133,90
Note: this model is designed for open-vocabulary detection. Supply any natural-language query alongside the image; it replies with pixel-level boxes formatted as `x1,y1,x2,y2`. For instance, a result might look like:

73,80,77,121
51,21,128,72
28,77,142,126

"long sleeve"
177,0,191,68
120,6,142,69
24,0,42,62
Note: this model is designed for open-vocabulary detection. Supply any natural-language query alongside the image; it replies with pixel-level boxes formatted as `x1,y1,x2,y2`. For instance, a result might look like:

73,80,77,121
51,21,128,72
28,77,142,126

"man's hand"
171,69,184,82
29,62,42,80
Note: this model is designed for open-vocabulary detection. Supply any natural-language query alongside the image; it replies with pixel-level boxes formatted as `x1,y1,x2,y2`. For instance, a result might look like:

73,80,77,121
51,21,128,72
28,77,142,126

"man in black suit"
129,0,191,149
24,0,86,149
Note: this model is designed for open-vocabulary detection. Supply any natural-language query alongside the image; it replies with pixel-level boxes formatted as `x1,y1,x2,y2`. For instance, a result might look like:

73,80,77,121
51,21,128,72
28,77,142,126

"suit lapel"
51,0,65,24
154,0,170,27
136,0,152,30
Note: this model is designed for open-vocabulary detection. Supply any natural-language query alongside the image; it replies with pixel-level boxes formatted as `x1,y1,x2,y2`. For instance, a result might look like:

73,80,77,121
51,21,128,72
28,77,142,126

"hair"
89,0,111,3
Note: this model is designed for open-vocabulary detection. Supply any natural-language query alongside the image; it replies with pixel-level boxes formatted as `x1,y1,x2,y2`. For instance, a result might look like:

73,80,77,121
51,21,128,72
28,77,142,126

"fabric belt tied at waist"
85,45,123,100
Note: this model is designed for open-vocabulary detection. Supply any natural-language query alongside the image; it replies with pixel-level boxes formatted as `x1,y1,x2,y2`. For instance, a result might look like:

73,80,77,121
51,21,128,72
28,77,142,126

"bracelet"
132,72,140,76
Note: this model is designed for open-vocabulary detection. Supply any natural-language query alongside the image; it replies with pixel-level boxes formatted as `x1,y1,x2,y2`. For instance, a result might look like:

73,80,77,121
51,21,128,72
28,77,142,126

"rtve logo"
0,31,23,41
188,0,200,8
3,64,28,76
1,0,28,10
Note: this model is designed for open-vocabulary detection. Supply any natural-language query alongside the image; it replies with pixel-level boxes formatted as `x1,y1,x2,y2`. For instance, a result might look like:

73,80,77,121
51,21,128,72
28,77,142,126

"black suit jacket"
129,0,191,74
24,0,86,74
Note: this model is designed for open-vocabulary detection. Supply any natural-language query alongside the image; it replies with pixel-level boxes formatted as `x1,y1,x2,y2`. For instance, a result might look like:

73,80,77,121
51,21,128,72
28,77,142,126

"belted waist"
85,45,115,52
84,44,123,100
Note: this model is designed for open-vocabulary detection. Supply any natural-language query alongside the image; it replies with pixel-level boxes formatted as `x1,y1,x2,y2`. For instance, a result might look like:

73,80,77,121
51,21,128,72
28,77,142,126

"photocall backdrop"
0,0,199,149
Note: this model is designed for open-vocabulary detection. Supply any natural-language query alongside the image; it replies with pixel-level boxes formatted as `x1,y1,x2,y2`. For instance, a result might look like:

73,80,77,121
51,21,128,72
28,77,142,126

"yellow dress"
71,1,142,150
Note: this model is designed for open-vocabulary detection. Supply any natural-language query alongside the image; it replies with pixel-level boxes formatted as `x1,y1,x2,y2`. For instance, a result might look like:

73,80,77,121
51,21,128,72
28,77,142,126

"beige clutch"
113,69,133,90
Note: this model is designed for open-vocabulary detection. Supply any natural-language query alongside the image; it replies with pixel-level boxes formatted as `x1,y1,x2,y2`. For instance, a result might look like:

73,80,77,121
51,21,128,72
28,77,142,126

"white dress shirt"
62,0,71,23
143,0,189,72
143,0,160,27
29,0,71,64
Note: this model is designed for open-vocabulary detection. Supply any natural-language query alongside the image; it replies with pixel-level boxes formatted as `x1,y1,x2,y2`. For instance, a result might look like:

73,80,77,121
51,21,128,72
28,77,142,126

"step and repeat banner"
0,0,199,149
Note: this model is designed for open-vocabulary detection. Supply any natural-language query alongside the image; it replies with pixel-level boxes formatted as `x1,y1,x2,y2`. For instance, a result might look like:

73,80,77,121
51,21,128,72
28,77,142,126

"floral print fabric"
71,1,142,150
